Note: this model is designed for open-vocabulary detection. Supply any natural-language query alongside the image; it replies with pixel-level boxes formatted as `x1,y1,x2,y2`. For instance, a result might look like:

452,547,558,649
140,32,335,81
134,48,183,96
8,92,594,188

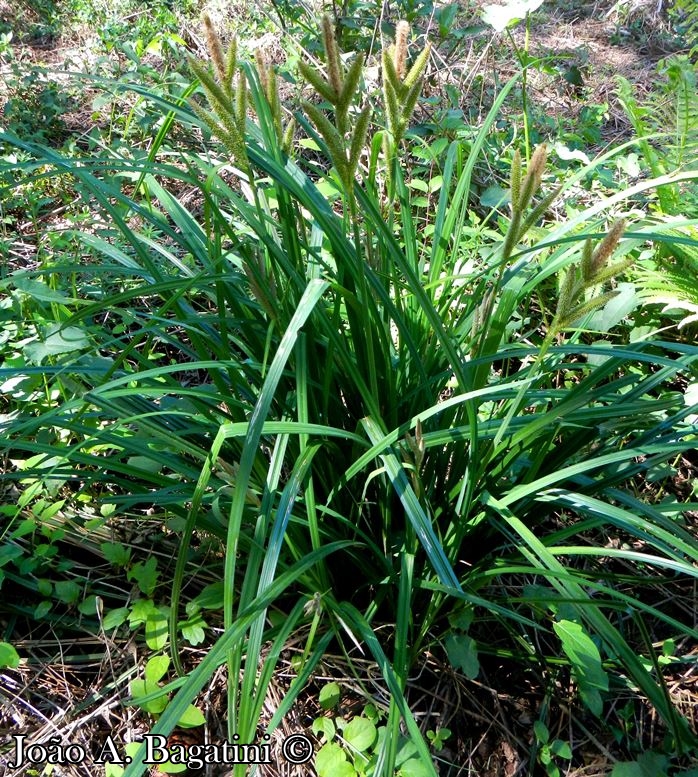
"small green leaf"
180,613,207,646
190,581,224,610
319,681,341,710
105,740,141,773
128,557,159,596
611,750,670,777
445,633,480,679
12,275,72,302
101,542,131,568
11,518,36,538
130,677,168,715
78,595,99,616
0,544,24,567
533,720,549,743
399,758,433,777
553,620,608,717
0,642,20,668
128,598,158,626
315,742,353,777
343,716,377,753
54,580,81,605
144,655,170,684
102,606,129,630
35,600,52,619
145,608,169,651
480,184,510,209
25,325,90,364
448,607,474,632
177,704,206,728
407,178,429,193
586,283,639,331
551,740,572,759
312,717,336,742
127,455,165,475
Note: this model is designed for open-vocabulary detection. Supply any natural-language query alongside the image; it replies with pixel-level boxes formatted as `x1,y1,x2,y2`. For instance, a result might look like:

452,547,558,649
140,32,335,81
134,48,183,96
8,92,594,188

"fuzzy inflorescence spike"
591,219,626,275
394,21,410,80
322,15,343,97
202,13,227,85
552,217,631,336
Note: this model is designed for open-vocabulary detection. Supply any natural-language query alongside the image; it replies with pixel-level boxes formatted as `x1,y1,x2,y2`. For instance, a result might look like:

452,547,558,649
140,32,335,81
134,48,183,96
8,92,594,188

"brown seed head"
321,15,343,96
591,219,626,277
202,13,226,84
255,48,269,95
394,21,410,80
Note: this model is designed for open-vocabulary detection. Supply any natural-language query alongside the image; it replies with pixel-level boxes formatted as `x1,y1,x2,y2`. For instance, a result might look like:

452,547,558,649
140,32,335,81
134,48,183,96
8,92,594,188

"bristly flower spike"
202,13,227,86
591,219,626,276
394,21,409,81
552,217,631,334
298,15,371,194
378,21,431,202
188,14,250,175
510,149,522,212
518,144,547,212
322,15,344,97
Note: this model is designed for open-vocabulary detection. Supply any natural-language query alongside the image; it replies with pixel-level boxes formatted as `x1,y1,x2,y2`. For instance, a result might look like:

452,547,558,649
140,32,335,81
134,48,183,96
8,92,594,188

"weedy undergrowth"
1,12,698,777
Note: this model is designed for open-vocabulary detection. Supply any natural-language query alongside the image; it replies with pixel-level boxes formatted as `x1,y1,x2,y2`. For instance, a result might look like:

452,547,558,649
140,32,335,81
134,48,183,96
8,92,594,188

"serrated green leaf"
101,542,132,568
127,557,159,596
128,598,158,627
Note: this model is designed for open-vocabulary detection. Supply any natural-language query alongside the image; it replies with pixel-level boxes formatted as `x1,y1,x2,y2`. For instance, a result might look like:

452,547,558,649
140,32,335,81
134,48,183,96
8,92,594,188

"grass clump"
1,8,698,777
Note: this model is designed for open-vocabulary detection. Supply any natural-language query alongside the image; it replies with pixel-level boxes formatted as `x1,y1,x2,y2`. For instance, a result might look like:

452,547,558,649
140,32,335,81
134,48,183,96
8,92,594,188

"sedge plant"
1,14,698,777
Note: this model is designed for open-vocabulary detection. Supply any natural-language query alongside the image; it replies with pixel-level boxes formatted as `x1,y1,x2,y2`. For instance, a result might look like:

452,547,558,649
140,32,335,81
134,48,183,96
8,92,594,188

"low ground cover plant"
1,3,697,776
